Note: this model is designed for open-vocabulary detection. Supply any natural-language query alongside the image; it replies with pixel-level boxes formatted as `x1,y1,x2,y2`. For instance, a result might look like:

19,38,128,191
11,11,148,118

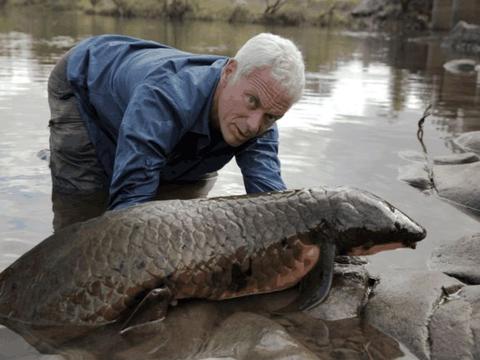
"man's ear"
221,59,238,84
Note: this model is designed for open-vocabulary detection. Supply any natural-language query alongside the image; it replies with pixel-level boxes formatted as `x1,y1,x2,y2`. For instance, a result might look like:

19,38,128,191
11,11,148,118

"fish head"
320,187,426,255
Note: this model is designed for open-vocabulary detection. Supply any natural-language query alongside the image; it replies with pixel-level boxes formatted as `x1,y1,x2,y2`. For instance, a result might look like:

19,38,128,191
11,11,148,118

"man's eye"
247,95,259,108
265,114,279,124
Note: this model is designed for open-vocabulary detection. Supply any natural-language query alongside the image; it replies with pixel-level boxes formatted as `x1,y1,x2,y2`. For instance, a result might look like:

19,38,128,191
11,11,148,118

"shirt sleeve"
108,83,188,210
235,124,287,194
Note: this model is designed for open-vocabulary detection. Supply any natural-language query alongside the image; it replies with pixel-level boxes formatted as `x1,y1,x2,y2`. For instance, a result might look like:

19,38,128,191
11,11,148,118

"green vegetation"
0,0,363,28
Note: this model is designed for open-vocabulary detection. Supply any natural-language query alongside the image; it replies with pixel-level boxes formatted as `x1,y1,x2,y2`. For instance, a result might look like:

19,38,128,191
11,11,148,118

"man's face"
213,61,293,147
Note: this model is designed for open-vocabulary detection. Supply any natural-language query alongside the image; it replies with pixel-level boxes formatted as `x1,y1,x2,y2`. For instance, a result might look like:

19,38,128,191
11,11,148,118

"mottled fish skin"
0,187,425,336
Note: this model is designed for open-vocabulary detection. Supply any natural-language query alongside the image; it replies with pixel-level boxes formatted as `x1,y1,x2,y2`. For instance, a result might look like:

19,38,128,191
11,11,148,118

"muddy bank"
351,0,433,31
2,0,434,30
2,0,360,27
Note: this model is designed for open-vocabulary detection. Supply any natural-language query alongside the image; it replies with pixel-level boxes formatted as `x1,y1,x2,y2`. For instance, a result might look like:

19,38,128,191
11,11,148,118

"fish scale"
0,187,426,345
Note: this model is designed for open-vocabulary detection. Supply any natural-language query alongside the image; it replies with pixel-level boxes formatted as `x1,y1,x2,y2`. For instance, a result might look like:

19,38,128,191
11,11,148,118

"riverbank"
2,0,432,31
2,0,359,26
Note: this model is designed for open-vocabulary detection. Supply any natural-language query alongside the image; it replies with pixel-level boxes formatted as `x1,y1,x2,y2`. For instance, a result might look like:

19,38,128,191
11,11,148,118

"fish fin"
120,286,172,336
277,239,336,313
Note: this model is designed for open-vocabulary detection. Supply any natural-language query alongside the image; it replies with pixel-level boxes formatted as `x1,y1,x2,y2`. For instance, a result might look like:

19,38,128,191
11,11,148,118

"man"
48,33,305,227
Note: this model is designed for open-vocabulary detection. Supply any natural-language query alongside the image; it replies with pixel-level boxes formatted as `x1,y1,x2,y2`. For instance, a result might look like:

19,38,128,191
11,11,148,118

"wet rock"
199,312,320,360
451,131,480,156
398,150,479,165
351,0,384,17
433,162,480,215
432,152,479,165
54,284,408,360
399,159,480,218
429,233,480,284
364,270,464,360
37,148,50,162
443,58,477,75
307,257,375,321
442,21,480,54
0,326,43,360
428,286,479,360
399,162,432,190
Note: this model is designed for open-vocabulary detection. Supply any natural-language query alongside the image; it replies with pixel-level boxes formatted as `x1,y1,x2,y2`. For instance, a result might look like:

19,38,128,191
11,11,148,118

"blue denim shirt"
67,35,286,210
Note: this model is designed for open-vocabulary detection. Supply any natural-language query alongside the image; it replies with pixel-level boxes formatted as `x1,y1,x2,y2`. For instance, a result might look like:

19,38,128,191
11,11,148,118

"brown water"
0,5,479,359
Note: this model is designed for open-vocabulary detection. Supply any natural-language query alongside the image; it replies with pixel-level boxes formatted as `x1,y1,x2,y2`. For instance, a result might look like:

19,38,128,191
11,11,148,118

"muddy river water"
0,5,479,359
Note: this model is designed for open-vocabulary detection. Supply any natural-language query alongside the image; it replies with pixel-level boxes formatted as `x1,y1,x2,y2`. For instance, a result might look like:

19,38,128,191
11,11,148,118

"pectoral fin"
120,286,172,335
278,239,336,312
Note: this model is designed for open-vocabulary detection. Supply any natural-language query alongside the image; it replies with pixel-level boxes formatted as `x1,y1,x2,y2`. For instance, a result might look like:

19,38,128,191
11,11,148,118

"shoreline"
1,0,432,32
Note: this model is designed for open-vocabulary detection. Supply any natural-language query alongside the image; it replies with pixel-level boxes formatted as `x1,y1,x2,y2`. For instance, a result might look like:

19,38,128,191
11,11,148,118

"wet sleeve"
235,125,287,194
108,83,187,210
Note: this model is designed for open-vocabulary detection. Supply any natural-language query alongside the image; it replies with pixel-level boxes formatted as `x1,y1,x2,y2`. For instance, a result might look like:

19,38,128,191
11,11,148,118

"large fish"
0,187,425,345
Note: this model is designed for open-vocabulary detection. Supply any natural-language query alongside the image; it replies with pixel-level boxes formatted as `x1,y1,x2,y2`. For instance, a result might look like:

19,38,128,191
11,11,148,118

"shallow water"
0,5,479,359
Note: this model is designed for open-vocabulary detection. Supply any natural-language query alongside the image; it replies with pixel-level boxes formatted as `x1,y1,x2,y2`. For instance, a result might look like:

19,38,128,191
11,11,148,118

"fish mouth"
347,241,415,256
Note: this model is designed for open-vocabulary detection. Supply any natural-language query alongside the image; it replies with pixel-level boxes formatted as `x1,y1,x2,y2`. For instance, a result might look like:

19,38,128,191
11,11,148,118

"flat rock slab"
364,270,464,360
432,152,479,165
398,162,432,190
399,150,479,166
434,162,480,211
399,160,480,218
442,21,480,54
198,312,320,360
429,233,480,284
429,285,480,360
452,131,480,156
351,0,384,17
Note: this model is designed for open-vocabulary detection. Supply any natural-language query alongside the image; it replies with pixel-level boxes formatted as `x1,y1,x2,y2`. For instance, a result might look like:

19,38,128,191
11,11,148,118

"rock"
452,131,480,156
443,58,478,75
429,285,480,360
364,270,464,360
0,326,43,360
351,0,384,17
442,21,480,54
434,162,480,216
398,150,479,165
36,148,50,162
199,312,320,360
429,233,480,284
432,152,479,165
398,163,432,190
399,159,480,219
269,313,406,360
54,282,408,359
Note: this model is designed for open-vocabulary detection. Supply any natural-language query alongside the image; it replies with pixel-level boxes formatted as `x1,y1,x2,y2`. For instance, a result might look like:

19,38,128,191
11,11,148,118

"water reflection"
0,292,412,360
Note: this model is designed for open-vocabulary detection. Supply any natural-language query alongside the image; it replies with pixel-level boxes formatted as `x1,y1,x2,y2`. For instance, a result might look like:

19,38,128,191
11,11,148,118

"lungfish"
0,187,425,343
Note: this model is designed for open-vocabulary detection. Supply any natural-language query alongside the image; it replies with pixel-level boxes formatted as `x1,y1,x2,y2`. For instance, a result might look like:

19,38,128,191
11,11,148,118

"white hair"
232,33,305,103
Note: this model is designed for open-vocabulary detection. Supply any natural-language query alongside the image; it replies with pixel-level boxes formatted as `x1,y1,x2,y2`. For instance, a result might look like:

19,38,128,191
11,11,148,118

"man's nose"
245,111,263,136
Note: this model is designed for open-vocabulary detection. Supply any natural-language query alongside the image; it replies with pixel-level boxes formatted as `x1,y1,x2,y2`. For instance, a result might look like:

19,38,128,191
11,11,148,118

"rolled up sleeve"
235,125,286,194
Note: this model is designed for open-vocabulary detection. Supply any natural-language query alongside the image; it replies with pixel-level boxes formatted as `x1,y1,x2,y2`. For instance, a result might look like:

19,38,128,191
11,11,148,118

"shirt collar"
189,58,228,151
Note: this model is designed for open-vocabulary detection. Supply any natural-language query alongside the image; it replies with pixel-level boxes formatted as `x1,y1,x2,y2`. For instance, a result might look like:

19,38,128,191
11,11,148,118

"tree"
263,0,288,16
400,0,410,13
90,0,100,10
111,0,131,17
162,0,192,20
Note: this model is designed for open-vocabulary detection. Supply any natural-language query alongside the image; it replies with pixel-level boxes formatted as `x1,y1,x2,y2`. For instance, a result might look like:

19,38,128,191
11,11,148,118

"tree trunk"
264,0,287,16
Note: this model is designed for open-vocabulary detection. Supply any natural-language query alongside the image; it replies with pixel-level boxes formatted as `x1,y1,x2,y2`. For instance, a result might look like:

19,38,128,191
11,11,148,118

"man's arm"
235,124,286,193
108,83,187,210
